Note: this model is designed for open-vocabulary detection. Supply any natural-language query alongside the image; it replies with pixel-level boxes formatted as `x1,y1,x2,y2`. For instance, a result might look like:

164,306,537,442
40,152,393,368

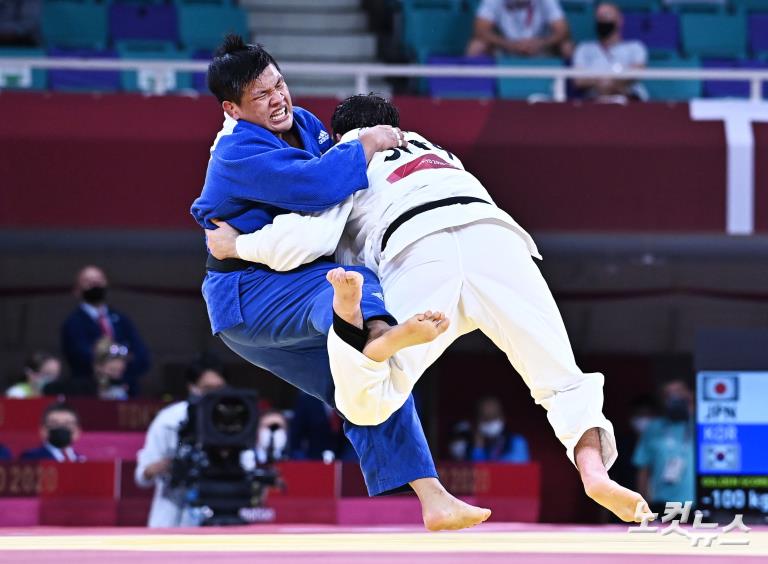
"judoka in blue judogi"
191,105,437,497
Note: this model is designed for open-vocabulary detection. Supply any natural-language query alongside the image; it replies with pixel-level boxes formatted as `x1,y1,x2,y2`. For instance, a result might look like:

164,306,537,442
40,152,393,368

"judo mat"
0,522,765,563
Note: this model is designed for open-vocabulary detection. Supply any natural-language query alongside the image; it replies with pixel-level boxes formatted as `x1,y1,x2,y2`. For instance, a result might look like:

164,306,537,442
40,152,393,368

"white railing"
2,57,768,101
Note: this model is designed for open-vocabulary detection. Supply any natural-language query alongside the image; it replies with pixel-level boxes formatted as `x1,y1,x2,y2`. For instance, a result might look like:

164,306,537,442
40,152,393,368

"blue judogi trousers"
209,261,437,496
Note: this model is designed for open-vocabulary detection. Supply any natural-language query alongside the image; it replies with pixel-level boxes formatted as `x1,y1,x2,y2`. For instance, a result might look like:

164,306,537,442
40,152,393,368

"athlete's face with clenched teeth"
223,64,294,135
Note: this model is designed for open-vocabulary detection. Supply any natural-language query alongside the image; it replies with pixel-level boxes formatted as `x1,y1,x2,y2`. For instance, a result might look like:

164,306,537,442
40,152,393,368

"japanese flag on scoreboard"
703,375,738,401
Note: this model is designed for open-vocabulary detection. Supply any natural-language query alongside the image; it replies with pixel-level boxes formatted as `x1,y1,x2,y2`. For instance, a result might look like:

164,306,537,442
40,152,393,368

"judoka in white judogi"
229,126,617,471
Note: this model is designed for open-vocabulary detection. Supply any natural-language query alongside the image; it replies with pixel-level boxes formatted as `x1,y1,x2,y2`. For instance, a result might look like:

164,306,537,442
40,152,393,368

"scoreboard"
696,371,768,523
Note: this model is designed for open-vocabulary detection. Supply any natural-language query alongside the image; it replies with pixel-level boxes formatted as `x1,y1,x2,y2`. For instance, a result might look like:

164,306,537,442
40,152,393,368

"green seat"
0,48,47,90
566,11,596,43
644,57,701,101
732,0,768,12
665,0,727,13
561,0,594,14
178,4,248,51
681,13,747,58
497,56,562,99
403,8,474,59
612,0,661,11
41,0,108,49
116,41,193,93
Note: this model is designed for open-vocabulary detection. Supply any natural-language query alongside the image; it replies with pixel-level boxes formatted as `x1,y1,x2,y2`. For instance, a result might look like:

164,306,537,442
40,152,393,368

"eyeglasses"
107,344,129,357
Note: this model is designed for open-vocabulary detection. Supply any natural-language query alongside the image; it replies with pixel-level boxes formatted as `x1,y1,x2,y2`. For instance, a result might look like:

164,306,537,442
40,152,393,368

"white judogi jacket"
234,129,540,273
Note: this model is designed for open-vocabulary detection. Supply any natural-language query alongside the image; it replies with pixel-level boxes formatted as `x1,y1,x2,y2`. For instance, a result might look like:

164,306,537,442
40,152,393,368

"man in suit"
20,403,85,462
60,265,151,397
0,445,11,460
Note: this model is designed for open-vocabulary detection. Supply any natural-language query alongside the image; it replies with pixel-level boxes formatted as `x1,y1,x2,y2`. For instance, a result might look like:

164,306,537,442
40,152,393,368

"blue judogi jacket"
190,107,369,334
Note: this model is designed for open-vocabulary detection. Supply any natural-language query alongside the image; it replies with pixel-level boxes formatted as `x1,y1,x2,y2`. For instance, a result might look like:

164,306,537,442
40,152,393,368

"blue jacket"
470,431,531,463
60,306,151,397
0,445,11,461
20,445,84,462
190,107,370,335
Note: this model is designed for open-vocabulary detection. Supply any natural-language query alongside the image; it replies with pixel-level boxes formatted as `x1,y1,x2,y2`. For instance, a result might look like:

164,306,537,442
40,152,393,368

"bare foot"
326,267,364,329
411,478,491,532
584,477,653,523
363,311,450,362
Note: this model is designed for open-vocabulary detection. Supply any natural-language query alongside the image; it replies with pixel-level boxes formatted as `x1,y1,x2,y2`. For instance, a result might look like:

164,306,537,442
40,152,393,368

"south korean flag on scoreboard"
702,375,739,401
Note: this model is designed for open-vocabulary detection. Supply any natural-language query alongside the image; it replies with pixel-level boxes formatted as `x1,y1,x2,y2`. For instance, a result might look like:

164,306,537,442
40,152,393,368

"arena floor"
0,523,765,563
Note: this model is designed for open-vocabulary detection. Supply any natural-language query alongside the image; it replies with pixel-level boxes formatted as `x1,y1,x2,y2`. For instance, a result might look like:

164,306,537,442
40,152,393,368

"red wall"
2,92,761,232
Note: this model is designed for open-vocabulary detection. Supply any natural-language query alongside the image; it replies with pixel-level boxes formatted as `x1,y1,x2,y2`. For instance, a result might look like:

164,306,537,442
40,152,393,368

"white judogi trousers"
329,219,617,469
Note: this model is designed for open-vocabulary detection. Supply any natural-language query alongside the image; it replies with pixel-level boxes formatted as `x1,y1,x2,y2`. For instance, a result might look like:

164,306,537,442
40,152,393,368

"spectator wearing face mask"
470,397,530,463
633,380,695,509
611,395,657,494
572,3,648,101
254,410,289,464
135,355,227,528
6,351,62,399
447,420,474,461
20,403,85,462
60,265,150,397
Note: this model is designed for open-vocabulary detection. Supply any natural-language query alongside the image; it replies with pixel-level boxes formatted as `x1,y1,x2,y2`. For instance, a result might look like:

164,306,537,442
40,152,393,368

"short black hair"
41,402,79,427
207,34,280,104
25,351,56,373
330,93,400,138
185,352,226,386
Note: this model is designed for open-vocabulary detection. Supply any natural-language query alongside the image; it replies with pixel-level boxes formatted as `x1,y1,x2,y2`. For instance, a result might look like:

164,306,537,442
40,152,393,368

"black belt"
206,253,334,273
206,254,256,273
381,197,490,253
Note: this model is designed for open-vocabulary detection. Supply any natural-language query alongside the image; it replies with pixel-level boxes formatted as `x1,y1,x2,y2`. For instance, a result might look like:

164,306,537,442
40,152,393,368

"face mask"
449,439,468,460
259,427,287,452
47,427,72,449
630,416,653,434
32,373,57,392
596,21,617,40
665,397,690,422
479,419,504,438
82,286,107,304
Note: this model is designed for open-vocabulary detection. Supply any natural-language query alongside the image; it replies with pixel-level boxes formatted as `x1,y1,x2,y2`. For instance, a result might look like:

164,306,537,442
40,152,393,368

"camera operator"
134,356,226,527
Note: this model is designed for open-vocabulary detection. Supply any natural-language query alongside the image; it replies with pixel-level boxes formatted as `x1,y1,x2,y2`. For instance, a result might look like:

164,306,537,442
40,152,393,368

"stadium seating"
749,14,768,56
611,0,661,12
402,7,474,60
116,41,192,93
664,0,728,13
191,49,212,91
680,12,747,58
497,56,562,100
566,11,597,43
47,47,121,92
561,0,594,14
177,3,248,51
732,0,768,12
109,3,178,43
426,55,495,98
643,56,702,100
622,12,680,58
702,58,768,97
0,48,47,90
41,0,109,49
